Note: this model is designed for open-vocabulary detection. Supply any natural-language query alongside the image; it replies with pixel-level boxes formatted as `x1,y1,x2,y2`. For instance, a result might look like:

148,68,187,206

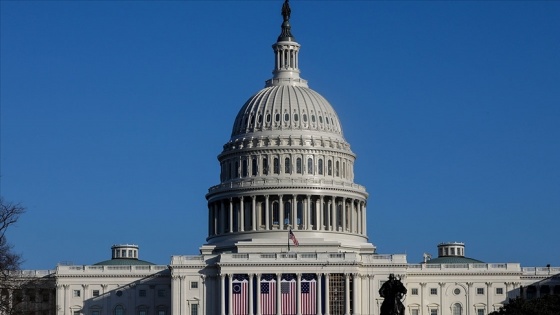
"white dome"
231,85,344,139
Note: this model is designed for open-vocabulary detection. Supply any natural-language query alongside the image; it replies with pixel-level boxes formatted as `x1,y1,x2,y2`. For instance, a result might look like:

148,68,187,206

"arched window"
262,157,269,175
307,158,313,174
452,303,462,315
235,161,240,178
297,201,303,225
284,202,291,225
272,202,279,225
335,161,340,177
242,159,248,177
252,158,258,176
318,159,323,175
342,162,346,178
328,160,332,176
274,157,280,174
114,306,124,315
285,157,291,174
296,158,302,174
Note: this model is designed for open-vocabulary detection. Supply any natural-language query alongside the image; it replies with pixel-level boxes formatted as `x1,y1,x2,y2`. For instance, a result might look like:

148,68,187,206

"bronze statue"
379,274,407,315
281,0,291,21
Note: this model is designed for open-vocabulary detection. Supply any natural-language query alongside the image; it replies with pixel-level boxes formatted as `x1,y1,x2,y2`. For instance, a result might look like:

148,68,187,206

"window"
477,309,485,315
273,157,280,174
430,309,438,315
242,159,248,177
318,159,323,175
252,158,258,176
296,158,302,174
190,281,198,289
307,158,313,174
430,288,437,295
411,310,419,315
92,311,99,315
454,288,461,295
335,161,339,176
411,288,418,295
158,310,166,315
496,288,504,295
477,288,484,295
191,304,198,315
138,310,147,315
139,290,146,297
327,160,332,175
158,289,165,297
262,157,269,175
114,306,124,315
73,290,81,297
285,157,291,173
92,290,100,297
452,303,462,315
73,311,80,315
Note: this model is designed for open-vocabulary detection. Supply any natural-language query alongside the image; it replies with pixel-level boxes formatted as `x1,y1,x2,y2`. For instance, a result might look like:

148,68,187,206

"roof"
93,258,155,266
425,256,484,264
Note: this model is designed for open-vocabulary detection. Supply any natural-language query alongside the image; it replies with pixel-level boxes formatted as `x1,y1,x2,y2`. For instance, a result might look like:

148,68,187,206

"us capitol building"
6,2,559,315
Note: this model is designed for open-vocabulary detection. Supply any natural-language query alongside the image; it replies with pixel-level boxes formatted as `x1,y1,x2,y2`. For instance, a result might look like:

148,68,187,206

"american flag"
301,274,317,315
281,274,297,315
289,229,299,246
232,274,248,315
260,274,276,315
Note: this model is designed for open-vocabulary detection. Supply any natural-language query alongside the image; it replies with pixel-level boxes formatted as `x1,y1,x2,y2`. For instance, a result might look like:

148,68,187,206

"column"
353,274,360,315
276,273,282,315
249,274,254,315
256,274,262,315
333,197,338,231
220,274,226,315
342,198,347,232
319,196,324,230
486,282,493,312
240,197,245,232
265,195,270,230
439,283,445,315
345,274,350,315
171,276,180,315
297,273,302,315
362,203,367,235
306,195,311,230
326,199,331,231
292,194,297,229
317,274,323,315
420,283,427,315
252,196,257,231
228,275,234,315
229,199,233,233
325,274,330,315
279,195,284,230
467,282,473,315
201,275,206,315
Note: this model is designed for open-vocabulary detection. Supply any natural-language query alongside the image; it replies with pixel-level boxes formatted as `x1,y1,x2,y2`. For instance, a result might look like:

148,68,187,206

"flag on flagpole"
289,229,299,246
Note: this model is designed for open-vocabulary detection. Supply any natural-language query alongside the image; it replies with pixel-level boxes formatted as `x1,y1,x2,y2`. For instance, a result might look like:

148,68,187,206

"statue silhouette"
379,274,407,315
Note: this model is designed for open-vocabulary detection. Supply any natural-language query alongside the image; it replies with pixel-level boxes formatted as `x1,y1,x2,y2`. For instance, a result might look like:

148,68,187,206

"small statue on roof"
282,0,291,21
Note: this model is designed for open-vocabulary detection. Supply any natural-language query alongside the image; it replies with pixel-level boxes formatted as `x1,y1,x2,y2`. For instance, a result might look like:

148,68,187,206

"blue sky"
1,1,558,270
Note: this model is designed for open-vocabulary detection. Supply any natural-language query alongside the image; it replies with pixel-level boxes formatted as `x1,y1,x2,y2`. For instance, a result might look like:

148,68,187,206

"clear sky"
1,1,559,270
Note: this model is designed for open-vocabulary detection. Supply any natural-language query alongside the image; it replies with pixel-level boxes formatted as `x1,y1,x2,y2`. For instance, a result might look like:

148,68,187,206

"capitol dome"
204,1,373,255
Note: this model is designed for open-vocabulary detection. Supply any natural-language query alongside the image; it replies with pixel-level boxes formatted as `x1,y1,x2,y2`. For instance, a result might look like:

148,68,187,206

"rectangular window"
158,311,165,315
92,290,99,297
190,281,198,289
73,290,81,297
157,289,165,297
191,304,198,315
138,310,147,315
477,288,485,295
477,309,485,315
139,290,146,297
430,288,438,295
430,310,438,315
73,311,80,315
411,310,419,315
92,311,99,315
411,288,418,295
496,287,504,295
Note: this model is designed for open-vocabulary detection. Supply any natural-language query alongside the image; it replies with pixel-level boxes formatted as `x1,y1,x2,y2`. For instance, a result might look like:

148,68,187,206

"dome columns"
206,193,367,241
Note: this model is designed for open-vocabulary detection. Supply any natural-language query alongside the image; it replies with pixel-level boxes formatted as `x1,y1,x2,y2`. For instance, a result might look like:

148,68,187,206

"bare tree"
0,197,26,315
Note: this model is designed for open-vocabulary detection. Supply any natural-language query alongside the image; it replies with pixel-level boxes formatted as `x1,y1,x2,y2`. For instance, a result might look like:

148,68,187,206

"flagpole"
288,226,291,252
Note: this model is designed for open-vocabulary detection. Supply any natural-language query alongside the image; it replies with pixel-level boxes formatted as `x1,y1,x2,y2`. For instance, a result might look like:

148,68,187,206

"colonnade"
208,194,366,237
218,273,362,315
